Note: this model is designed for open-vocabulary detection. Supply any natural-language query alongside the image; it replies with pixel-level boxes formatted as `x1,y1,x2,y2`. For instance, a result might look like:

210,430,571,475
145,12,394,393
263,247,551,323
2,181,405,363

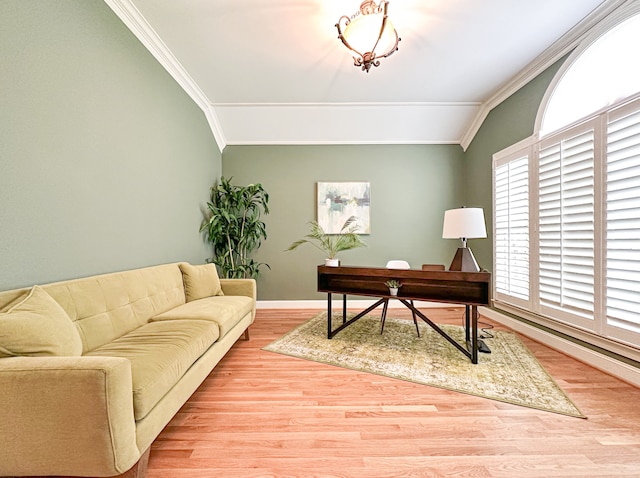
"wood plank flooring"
146,308,640,477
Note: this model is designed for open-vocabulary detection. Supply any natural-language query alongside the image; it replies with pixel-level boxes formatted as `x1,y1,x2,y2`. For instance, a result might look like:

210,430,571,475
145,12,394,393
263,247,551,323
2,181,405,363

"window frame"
535,3,640,138
492,6,640,358
603,98,640,346
493,96,640,354
492,137,534,312
536,118,602,333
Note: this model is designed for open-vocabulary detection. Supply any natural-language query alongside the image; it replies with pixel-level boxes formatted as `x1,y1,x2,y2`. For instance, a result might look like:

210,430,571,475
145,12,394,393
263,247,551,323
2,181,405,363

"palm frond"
285,216,366,259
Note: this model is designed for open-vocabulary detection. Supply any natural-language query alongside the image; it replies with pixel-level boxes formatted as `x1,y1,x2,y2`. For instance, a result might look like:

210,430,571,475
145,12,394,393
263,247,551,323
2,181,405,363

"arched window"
539,11,640,136
493,6,640,357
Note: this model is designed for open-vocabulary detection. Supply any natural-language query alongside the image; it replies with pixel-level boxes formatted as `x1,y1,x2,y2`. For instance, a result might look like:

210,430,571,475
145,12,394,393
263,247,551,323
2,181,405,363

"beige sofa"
0,262,256,478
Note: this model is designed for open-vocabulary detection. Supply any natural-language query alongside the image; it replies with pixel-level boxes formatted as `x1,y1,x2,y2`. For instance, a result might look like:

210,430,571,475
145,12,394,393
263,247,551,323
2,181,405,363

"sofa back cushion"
0,286,83,357
41,264,186,353
179,263,223,301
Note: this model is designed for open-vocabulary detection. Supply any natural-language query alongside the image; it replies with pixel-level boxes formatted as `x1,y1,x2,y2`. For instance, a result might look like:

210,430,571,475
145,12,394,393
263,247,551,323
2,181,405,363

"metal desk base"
326,293,480,364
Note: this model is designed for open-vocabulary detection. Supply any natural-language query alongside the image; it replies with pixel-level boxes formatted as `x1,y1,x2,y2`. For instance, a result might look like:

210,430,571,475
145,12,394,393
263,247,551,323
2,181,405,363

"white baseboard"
257,300,457,310
481,307,640,388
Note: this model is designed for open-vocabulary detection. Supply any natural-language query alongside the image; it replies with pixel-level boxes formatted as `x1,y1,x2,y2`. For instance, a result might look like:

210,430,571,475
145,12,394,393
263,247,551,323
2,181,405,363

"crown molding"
104,0,227,152
215,102,479,145
211,101,481,108
460,0,630,151
106,0,628,153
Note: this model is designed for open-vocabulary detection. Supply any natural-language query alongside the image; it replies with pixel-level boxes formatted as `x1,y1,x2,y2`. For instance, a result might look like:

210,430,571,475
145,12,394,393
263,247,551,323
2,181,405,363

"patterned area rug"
264,312,585,418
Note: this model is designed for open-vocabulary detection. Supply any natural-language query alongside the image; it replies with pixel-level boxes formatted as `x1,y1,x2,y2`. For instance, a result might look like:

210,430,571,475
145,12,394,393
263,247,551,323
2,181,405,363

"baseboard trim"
481,307,640,388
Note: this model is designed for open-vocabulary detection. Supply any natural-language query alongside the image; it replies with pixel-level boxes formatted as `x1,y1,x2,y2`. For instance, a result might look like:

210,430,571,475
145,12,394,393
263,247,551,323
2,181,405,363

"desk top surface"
317,265,491,305
317,265,491,283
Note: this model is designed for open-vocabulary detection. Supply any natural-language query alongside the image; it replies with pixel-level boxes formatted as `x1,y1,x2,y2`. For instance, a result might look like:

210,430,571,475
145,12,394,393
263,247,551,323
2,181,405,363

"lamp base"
448,247,480,272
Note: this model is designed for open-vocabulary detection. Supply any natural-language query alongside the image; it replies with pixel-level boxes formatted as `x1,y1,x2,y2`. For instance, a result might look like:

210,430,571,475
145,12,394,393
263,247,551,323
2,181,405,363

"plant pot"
389,287,398,296
325,258,340,267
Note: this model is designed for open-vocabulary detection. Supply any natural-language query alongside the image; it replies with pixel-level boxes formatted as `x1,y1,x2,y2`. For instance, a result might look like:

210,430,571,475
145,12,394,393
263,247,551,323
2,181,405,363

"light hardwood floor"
146,307,640,478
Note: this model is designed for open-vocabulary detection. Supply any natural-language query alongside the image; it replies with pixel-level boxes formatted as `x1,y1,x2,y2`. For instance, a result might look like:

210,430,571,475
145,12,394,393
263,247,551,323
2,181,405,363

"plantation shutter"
495,156,529,301
606,107,640,333
539,128,595,319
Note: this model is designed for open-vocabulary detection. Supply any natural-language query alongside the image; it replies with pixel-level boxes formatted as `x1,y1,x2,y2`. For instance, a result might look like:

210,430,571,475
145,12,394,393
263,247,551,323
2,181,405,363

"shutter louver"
607,109,640,333
539,130,595,318
495,156,529,300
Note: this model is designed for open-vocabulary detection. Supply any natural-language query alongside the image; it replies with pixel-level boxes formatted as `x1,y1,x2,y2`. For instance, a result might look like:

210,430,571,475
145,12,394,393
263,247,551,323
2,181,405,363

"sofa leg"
115,447,150,478
243,328,250,340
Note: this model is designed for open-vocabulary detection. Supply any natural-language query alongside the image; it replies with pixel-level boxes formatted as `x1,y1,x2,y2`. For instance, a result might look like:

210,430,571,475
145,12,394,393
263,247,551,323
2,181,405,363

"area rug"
263,312,585,418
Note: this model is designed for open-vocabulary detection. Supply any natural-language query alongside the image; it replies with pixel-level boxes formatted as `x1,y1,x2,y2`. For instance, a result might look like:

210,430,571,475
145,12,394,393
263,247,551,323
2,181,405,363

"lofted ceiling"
106,0,617,151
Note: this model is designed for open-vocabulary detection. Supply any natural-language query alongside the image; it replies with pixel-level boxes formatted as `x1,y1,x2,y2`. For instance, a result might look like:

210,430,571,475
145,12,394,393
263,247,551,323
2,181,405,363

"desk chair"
380,260,420,336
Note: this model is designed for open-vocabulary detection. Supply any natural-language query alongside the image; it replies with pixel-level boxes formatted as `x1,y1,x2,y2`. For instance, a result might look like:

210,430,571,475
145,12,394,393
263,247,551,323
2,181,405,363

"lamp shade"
442,208,487,240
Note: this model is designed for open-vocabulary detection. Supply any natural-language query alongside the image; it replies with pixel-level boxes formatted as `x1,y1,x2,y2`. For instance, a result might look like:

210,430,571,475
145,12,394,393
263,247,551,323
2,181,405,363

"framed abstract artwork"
317,181,370,234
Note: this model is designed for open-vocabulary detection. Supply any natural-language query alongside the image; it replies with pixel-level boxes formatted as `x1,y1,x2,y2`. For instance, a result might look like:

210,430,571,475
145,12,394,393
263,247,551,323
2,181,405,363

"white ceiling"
106,0,617,151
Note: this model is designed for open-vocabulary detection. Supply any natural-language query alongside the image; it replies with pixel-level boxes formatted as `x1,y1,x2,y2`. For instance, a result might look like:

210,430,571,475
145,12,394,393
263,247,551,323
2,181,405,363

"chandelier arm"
370,15,386,56
378,28,400,59
369,1,389,56
376,2,399,59
336,16,365,61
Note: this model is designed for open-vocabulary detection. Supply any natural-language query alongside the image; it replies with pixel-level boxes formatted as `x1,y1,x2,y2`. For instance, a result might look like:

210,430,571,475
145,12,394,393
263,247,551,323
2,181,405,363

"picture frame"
317,181,370,234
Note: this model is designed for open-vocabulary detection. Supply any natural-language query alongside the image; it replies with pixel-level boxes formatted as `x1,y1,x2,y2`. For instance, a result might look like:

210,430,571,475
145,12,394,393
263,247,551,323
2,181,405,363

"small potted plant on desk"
285,216,366,266
385,279,402,296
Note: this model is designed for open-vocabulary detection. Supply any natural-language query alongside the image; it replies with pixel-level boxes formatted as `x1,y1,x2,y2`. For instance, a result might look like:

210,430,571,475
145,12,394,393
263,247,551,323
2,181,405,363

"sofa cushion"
43,263,187,353
86,319,220,420
151,295,253,338
0,286,83,358
179,263,223,302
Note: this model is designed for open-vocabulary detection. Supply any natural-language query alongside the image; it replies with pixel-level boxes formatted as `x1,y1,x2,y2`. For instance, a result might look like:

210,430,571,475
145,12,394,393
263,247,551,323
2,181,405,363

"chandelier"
335,1,400,73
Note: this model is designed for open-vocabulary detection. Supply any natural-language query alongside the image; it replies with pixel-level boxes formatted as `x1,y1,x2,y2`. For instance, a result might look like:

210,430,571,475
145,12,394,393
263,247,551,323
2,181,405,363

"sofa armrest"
0,356,141,477
220,278,256,299
220,278,257,321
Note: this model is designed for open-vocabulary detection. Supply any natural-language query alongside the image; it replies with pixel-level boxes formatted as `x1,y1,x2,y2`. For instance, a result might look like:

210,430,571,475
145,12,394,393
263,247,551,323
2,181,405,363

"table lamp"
442,207,487,272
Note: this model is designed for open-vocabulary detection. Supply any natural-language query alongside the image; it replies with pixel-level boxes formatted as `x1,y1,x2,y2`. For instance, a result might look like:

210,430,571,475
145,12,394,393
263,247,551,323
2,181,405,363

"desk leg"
463,305,479,364
328,298,386,339
327,293,332,339
401,300,472,362
343,294,347,324
465,305,489,361
471,306,478,364
380,298,389,334
410,300,420,337
465,304,471,343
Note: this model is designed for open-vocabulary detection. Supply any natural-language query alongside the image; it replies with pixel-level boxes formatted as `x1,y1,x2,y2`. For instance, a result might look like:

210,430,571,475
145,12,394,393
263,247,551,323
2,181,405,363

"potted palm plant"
200,177,270,279
286,216,366,266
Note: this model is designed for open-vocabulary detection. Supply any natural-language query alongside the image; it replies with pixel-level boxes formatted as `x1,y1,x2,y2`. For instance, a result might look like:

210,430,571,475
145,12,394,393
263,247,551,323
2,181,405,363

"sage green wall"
0,1,221,290
222,145,465,300
222,60,569,301
463,57,568,272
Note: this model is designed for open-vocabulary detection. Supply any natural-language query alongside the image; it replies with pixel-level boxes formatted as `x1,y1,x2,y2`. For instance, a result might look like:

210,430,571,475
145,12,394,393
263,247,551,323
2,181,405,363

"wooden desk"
317,265,491,364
